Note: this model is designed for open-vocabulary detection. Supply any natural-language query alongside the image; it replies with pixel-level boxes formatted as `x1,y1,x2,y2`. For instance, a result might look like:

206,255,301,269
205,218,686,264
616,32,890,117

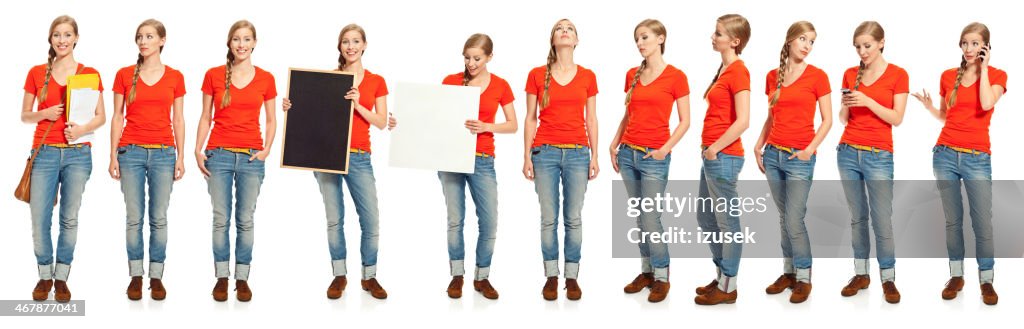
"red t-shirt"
937,66,1008,154
112,65,186,147
621,64,690,149
23,63,104,148
349,70,389,153
201,65,277,150
839,64,909,152
702,60,750,156
764,64,831,150
525,65,598,147
443,72,514,156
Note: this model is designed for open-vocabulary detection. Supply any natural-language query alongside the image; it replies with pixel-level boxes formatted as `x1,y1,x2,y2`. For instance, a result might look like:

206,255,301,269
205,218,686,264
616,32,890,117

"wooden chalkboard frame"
281,68,355,174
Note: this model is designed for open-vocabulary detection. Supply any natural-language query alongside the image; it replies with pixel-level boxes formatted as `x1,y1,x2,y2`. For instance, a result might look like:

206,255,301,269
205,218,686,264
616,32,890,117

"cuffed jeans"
837,144,896,282
763,145,814,281
205,148,264,281
314,152,380,280
440,156,498,281
617,145,671,282
30,145,92,281
118,145,175,279
933,145,994,283
531,145,590,279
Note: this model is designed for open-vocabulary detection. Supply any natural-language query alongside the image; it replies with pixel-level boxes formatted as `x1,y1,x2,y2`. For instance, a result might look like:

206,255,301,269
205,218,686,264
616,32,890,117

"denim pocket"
117,146,128,154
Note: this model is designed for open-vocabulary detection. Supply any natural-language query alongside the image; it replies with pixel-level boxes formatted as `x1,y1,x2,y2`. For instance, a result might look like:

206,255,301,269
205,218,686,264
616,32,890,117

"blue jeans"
617,145,671,281
314,152,380,280
763,145,815,276
30,145,92,281
697,151,744,278
836,144,896,279
439,156,498,280
118,145,175,279
205,148,265,280
932,146,994,277
531,145,590,279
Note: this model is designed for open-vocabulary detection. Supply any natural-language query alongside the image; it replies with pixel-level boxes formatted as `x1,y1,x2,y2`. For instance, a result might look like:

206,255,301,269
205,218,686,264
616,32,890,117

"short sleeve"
500,79,515,106
672,70,690,99
765,71,775,96
939,70,952,98
112,68,127,95
174,71,187,98
729,66,750,95
24,68,38,95
624,69,634,93
841,68,852,90
263,72,277,101
814,69,831,98
894,68,909,94
201,69,215,96
82,67,104,91
992,68,1008,93
586,70,599,97
525,68,541,95
376,76,389,98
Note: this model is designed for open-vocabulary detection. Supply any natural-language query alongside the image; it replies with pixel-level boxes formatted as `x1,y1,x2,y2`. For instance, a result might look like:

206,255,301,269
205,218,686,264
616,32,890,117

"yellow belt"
548,144,584,149
349,148,369,154
45,143,85,148
222,147,252,155
769,144,794,154
475,152,492,158
136,144,171,149
946,145,983,155
623,143,650,154
846,144,882,153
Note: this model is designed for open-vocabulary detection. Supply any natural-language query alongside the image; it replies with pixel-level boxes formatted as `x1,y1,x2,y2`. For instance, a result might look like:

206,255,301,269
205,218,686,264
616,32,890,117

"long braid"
128,54,143,104
542,45,556,108
769,45,789,108
624,60,647,106
463,67,471,86
40,48,57,103
853,61,865,91
703,62,725,99
947,58,967,108
221,52,234,108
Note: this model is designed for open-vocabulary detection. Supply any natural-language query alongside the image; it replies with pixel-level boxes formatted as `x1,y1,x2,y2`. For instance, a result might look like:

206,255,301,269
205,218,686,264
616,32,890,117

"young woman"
755,21,832,304
613,18,691,304
693,14,751,306
109,18,186,301
282,23,390,300
196,20,277,302
522,19,598,301
437,33,517,300
22,15,106,303
912,22,1006,306
836,21,908,304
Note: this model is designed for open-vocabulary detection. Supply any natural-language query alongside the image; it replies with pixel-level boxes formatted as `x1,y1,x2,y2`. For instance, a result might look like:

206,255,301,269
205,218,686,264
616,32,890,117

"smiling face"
463,47,491,77
960,32,986,64
228,27,256,61
136,24,165,58
634,26,664,58
339,30,366,64
853,34,883,66
788,31,816,61
711,22,738,53
50,23,77,57
551,19,578,48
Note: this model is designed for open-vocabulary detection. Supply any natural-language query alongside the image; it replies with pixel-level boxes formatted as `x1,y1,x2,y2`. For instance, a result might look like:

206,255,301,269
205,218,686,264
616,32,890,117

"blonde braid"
463,67,471,86
221,53,234,108
703,62,725,99
542,46,556,108
624,60,647,106
947,58,967,108
40,49,56,103
769,45,789,108
128,54,143,104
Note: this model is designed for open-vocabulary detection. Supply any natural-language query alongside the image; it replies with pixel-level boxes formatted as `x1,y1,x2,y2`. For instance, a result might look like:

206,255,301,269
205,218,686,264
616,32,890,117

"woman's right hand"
41,104,64,121
522,158,534,181
108,157,120,180
609,145,620,173
195,150,211,178
754,148,766,174
388,115,397,130
281,98,292,112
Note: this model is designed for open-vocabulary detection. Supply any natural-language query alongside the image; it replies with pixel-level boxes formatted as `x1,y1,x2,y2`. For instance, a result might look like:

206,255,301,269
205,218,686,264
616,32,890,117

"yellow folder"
65,74,100,121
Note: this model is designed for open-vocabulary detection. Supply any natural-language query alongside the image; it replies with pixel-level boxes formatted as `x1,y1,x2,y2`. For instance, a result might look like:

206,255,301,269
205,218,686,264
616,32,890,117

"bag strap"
29,64,85,164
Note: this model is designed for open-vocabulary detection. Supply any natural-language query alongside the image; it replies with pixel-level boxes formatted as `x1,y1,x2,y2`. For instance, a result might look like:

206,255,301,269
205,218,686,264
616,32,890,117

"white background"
0,0,1017,327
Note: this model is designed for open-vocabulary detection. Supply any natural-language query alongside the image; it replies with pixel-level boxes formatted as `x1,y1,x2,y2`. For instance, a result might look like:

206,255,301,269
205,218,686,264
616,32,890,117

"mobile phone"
841,88,851,95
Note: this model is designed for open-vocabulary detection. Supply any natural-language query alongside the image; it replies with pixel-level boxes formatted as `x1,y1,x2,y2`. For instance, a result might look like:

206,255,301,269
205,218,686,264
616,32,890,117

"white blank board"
389,82,480,174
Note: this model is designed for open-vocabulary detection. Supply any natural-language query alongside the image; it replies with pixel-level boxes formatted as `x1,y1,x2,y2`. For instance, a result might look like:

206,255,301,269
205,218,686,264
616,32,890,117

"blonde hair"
947,22,991,108
542,19,575,108
462,33,494,86
703,14,751,99
851,21,884,91
769,21,816,108
222,20,256,108
129,19,167,104
337,24,367,71
41,15,79,103
625,19,667,106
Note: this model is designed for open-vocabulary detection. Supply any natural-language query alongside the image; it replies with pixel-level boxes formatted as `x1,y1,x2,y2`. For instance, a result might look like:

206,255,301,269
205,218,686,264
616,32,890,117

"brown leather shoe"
447,276,463,299
361,278,388,299
126,276,143,300
235,280,252,302
789,281,812,303
624,273,654,294
327,276,346,299
54,280,71,303
473,279,499,299
212,278,229,302
695,279,718,295
841,275,870,297
542,276,558,301
765,273,796,295
150,278,166,300
694,286,737,305
647,281,670,303
565,279,582,301
882,281,900,304
32,279,53,301
941,276,964,300
981,283,998,305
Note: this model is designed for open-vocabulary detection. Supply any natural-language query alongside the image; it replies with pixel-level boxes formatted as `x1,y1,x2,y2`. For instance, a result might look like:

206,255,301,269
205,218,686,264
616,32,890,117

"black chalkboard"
281,68,355,174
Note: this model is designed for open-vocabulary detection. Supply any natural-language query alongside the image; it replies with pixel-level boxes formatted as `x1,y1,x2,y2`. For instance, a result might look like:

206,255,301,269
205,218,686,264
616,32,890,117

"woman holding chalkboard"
389,33,518,300
109,18,186,301
282,23,390,300
21,15,107,303
195,20,277,302
522,19,598,301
